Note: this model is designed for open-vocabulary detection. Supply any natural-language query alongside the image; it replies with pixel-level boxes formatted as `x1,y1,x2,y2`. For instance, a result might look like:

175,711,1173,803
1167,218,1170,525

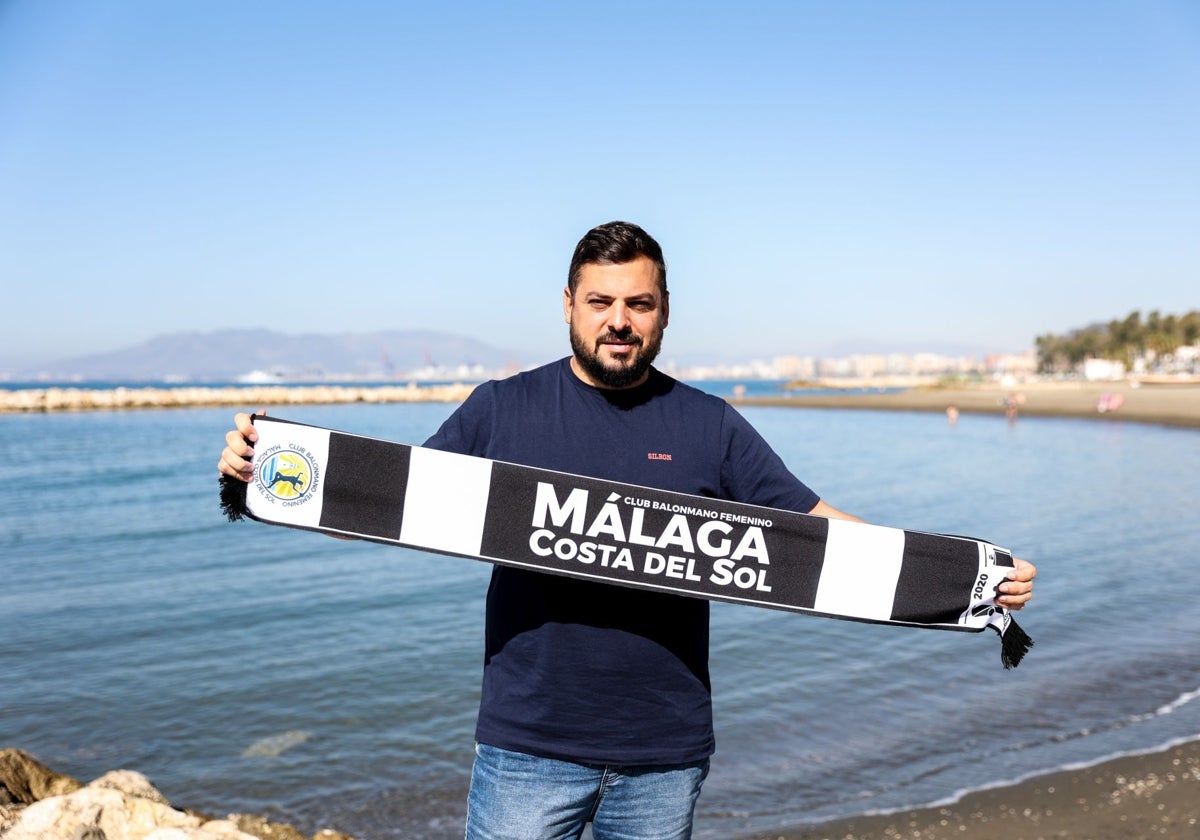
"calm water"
2,401,1198,839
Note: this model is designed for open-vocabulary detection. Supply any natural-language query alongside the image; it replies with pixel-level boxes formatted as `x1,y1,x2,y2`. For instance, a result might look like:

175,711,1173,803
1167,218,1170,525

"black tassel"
1000,617,1034,669
219,474,250,522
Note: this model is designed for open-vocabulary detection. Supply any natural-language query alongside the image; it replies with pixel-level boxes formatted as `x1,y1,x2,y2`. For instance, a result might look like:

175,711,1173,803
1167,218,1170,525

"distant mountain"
12,329,527,382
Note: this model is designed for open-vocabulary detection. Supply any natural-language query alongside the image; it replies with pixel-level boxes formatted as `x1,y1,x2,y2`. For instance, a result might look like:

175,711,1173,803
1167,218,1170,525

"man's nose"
608,303,630,331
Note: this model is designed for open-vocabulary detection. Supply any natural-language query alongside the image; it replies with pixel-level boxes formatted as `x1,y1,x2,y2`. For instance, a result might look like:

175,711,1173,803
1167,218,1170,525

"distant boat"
236,370,287,384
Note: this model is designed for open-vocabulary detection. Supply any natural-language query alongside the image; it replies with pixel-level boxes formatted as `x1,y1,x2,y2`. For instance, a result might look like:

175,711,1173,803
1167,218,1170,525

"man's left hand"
997,557,1037,610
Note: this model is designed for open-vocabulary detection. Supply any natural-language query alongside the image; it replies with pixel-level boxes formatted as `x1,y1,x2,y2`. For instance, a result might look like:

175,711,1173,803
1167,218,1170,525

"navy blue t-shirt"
424,357,819,765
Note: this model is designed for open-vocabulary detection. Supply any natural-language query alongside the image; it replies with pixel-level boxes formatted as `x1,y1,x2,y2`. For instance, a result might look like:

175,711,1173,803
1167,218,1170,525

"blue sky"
1,1,1197,370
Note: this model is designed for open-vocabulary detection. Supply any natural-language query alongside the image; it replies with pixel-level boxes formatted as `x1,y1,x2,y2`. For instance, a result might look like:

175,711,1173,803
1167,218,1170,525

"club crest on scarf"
253,443,321,507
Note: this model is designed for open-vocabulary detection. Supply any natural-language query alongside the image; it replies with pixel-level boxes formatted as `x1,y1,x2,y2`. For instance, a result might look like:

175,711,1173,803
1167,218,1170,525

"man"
219,221,1037,839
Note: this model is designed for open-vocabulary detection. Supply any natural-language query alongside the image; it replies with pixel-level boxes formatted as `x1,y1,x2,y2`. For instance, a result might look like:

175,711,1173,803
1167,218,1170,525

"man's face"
564,255,669,389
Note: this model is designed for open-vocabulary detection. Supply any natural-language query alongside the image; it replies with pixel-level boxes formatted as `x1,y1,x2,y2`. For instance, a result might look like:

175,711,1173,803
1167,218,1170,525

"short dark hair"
567,221,667,297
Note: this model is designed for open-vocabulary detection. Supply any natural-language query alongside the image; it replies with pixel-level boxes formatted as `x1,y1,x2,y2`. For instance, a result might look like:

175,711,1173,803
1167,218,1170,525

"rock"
71,827,107,840
169,819,263,839
0,748,82,805
90,769,172,805
228,814,308,840
144,826,258,840
0,748,359,840
0,383,477,413
1,803,19,834
240,731,311,759
2,786,200,840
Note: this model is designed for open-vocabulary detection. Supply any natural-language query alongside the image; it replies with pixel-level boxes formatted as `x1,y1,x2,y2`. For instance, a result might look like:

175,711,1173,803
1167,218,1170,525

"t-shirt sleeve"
422,382,496,456
719,404,820,513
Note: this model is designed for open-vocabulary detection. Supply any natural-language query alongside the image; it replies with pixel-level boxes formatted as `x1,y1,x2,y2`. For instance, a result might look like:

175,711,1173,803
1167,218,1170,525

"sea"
2,380,1198,839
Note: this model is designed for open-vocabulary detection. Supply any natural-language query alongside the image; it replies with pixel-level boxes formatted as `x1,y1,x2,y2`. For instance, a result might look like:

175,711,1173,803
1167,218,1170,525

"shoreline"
754,737,1200,840
735,380,1200,430
3,380,1198,429
6,739,1197,839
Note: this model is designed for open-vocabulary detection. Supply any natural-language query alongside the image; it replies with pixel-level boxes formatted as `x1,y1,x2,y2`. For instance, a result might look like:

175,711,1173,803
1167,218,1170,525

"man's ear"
661,291,670,329
563,286,573,324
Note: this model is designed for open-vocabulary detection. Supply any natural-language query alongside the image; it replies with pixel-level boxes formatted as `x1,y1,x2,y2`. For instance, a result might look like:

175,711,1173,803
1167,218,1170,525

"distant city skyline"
2,2,1197,369
0,324,1034,382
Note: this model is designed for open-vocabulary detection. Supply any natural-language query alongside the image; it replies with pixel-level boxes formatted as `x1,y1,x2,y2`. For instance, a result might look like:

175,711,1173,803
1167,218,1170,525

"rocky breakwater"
0,748,356,840
0,382,477,413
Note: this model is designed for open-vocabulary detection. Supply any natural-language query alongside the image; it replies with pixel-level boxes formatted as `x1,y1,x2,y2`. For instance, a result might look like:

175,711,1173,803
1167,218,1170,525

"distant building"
848,354,889,377
771,355,816,380
1176,345,1200,374
671,347,1038,382
1082,358,1126,381
987,350,1037,377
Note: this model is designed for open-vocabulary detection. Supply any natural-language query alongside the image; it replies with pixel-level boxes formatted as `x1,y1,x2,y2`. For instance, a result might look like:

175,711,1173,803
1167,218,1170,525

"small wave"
764,732,1200,838
996,684,1200,752
932,733,1200,810
1154,685,1200,717
1118,685,1200,725
241,729,312,758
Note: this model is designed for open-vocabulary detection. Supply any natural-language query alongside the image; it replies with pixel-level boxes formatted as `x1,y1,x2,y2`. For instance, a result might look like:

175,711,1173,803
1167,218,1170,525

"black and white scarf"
220,415,1032,668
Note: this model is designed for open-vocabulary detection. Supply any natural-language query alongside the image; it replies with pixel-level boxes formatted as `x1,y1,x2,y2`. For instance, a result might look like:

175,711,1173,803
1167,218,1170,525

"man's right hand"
217,409,266,482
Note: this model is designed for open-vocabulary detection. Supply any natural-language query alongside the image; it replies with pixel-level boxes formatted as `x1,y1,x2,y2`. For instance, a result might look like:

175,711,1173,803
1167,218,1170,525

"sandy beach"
758,738,1200,840
736,379,1200,430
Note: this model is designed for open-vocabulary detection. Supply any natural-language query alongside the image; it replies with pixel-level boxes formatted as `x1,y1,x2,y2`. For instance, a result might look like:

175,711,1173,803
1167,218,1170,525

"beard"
569,323,663,389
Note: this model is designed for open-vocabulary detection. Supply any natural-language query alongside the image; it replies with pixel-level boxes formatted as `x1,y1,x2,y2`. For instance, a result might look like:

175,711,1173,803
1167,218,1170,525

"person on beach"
218,220,1038,840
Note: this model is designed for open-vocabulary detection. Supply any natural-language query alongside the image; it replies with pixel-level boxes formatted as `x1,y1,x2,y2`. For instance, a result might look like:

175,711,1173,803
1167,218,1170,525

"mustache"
596,329,642,346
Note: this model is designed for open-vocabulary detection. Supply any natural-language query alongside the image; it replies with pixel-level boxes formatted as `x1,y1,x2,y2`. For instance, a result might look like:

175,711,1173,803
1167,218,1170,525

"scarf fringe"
219,474,250,522
999,617,1034,669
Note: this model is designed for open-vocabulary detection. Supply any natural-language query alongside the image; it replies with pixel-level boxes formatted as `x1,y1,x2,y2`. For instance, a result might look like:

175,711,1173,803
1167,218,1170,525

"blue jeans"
465,743,710,840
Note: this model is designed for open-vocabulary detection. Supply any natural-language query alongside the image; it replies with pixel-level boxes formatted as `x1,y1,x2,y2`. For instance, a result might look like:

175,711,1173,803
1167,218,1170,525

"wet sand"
736,380,1200,430
755,738,1200,840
